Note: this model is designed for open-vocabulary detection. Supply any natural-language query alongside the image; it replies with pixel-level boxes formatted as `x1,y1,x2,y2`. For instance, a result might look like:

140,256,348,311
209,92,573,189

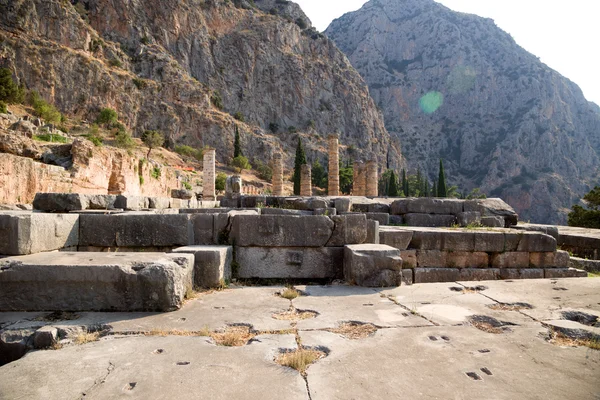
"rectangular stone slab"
344,244,403,287
0,252,193,311
235,247,344,279
0,211,79,255
172,245,232,288
230,215,334,247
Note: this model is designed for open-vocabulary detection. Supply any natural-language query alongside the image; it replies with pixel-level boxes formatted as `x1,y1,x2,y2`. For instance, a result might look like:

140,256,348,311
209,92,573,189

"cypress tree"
437,159,447,198
402,169,408,197
389,170,399,197
293,137,307,195
233,125,243,158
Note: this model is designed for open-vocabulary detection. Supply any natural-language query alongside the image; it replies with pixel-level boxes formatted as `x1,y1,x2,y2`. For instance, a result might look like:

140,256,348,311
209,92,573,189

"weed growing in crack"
74,331,100,345
278,286,301,300
327,321,378,340
276,348,326,376
272,307,318,321
211,325,256,347
547,329,600,351
488,302,533,311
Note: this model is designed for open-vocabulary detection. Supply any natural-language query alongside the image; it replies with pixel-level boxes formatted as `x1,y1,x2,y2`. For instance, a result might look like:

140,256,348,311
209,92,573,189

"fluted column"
328,134,339,196
300,164,312,196
365,160,378,197
272,153,284,196
203,149,216,200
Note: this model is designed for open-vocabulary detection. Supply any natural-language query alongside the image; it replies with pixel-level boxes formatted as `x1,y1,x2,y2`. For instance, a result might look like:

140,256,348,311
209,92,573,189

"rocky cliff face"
326,0,600,224
0,0,402,171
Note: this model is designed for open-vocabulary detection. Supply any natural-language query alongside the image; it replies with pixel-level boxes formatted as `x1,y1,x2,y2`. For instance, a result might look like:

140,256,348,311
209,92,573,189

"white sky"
296,0,600,105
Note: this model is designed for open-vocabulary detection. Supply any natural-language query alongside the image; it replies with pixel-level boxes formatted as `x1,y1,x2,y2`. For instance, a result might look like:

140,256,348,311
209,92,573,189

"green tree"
215,172,227,191
378,170,393,196
437,159,447,198
141,130,164,159
231,155,251,173
29,91,62,124
339,160,353,195
312,160,326,188
96,108,118,126
388,170,399,197
568,186,600,228
293,138,307,195
466,188,487,199
402,169,408,197
233,125,243,158
0,68,24,104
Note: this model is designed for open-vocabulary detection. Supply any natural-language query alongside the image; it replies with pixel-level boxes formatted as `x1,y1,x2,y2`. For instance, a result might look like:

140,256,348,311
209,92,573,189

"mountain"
0,0,402,172
326,0,600,224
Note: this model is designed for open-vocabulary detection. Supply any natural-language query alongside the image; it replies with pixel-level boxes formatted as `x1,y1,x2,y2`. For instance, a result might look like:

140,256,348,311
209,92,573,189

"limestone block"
213,210,258,244
513,224,559,240
530,251,570,268
544,268,587,279
313,208,337,216
191,214,215,245
503,233,523,252
231,215,334,247
366,220,380,244
334,198,353,213
517,232,557,252
235,247,343,279
33,193,87,212
351,202,370,213
390,199,410,215
344,244,403,287
446,252,489,268
473,231,505,253
569,257,600,273
368,203,390,214
441,231,476,251
240,195,267,208
389,215,404,225
327,214,368,246
0,212,79,255
400,250,417,269
490,252,530,268
457,211,481,227
172,246,232,288
33,326,58,349
416,250,447,267
379,228,413,250
365,212,390,225
260,208,313,216
458,268,500,281
498,269,543,280
406,198,464,215
115,195,149,211
408,229,445,250
79,213,193,247
171,189,194,200
0,252,194,311
401,269,414,285
464,198,518,227
480,216,504,228
414,268,460,283
148,197,170,209
404,213,457,227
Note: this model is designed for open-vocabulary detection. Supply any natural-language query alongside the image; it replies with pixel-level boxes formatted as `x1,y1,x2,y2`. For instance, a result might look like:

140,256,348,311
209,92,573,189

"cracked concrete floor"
1,278,599,399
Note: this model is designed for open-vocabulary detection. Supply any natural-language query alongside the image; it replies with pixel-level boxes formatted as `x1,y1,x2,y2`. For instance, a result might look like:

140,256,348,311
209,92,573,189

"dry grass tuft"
74,331,100,345
272,308,318,321
488,302,533,311
548,330,600,350
276,348,326,376
470,320,504,334
468,315,513,334
278,287,301,300
328,322,378,339
147,329,205,337
211,325,255,347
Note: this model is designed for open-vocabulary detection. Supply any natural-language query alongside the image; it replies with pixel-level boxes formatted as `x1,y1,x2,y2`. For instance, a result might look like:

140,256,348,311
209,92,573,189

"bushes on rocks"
568,186,600,228
175,145,203,161
231,155,251,173
29,91,62,124
96,108,118,126
0,101,6,114
215,172,227,191
0,68,25,104
141,130,165,158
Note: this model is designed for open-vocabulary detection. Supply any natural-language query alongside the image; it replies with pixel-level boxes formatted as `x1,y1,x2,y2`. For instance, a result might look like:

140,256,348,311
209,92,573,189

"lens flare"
419,91,443,114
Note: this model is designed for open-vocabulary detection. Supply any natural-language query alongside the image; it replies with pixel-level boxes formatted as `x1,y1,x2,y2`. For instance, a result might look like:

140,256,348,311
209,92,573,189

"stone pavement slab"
0,335,306,400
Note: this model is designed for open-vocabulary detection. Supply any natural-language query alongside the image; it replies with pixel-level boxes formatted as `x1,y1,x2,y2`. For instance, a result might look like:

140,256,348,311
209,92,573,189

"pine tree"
416,169,422,197
437,159,447,198
388,170,399,196
293,137,307,195
233,125,243,158
312,160,326,188
402,169,408,197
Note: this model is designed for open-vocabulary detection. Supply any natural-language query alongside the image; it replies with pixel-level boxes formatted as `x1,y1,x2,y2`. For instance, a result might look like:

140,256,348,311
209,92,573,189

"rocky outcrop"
0,0,402,172
326,0,600,224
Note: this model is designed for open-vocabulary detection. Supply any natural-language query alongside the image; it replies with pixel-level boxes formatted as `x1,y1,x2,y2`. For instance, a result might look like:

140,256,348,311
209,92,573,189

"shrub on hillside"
568,186,600,229
28,91,62,124
141,130,164,158
0,101,6,114
96,108,118,126
115,129,135,150
253,159,272,181
0,68,25,104
215,172,227,191
231,155,251,173
175,145,203,161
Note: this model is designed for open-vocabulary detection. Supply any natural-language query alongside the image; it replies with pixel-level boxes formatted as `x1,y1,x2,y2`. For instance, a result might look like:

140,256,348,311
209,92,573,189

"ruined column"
300,164,312,197
272,153,284,196
203,148,216,200
366,160,378,197
328,134,340,196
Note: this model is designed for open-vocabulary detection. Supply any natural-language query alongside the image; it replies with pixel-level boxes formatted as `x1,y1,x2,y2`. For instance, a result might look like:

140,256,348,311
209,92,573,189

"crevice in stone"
79,361,115,399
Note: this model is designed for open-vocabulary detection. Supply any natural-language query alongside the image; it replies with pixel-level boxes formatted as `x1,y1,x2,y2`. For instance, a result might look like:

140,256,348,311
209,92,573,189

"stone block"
390,199,410,215
231,215,334,247
517,232,557,252
260,208,312,216
0,212,79,255
401,269,414,285
33,193,87,212
457,211,481,227
408,229,444,250
368,203,390,214
389,215,404,225
513,224,560,240
327,214,368,247
498,269,544,280
441,231,476,251
213,210,259,244
191,214,215,245
286,197,329,210
404,213,456,227
544,268,587,279
334,198,353,213
416,250,447,267
0,252,194,311
344,244,403,287
446,251,489,268
351,202,371,213
366,220,380,244
33,326,58,349
148,197,170,210
480,216,504,227
473,231,505,252
464,198,518,227
235,247,343,279
115,195,149,211
503,232,523,252
530,251,570,268
490,252,530,268
240,195,267,208
171,189,194,200
365,212,390,225
85,195,118,210
79,213,193,247
569,257,600,273
406,198,464,215
400,250,417,268
379,229,413,250
313,208,337,216
172,246,232,288
458,268,500,281
414,268,460,283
